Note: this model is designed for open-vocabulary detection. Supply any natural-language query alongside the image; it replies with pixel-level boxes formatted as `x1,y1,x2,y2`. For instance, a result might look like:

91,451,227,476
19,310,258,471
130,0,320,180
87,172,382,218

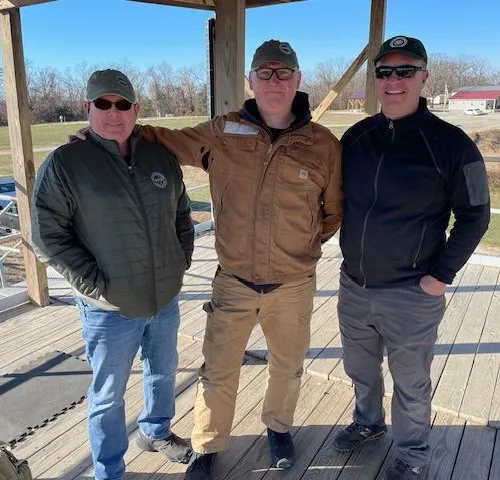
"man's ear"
248,72,255,92
134,103,140,117
82,101,91,117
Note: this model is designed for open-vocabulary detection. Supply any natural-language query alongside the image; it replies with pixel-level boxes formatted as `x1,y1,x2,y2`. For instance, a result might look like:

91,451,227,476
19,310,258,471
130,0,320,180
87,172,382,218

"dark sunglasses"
253,67,296,81
93,98,133,111
375,65,426,80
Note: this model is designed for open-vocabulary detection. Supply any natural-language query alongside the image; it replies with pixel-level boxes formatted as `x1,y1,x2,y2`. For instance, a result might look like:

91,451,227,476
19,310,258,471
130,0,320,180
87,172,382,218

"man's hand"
419,275,447,296
67,127,90,144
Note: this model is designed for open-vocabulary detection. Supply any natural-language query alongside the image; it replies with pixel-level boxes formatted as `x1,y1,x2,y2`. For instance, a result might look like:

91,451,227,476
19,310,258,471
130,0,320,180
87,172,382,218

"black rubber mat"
0,351,92,445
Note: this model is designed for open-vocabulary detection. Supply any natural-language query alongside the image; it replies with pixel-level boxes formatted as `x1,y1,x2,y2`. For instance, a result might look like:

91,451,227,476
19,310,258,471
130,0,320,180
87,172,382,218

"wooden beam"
312,44,368,122
0,0,55,11
364,0,386,115
213,0,245,115
128,0,303,9
0,9,49,306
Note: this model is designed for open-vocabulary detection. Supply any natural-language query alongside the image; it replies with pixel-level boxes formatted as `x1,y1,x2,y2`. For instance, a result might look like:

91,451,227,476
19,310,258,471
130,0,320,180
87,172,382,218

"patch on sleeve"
463,161,489,206
223,121,259,135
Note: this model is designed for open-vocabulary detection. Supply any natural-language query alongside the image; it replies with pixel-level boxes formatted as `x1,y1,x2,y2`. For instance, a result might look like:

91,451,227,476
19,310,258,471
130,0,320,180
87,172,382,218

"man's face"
249,61,301,117
83,94,139,144
375,52,428,120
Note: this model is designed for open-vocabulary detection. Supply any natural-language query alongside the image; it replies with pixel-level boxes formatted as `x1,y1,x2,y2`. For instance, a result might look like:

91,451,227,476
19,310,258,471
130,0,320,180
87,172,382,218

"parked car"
463,108,485,116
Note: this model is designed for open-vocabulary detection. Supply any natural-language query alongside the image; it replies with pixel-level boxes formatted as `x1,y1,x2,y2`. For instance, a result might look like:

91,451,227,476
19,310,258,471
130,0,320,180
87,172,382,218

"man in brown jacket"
141,39,342,479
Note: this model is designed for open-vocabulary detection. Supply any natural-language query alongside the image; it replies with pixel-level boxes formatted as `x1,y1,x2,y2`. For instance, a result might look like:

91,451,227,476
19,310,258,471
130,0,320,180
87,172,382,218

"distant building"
448,86,500,112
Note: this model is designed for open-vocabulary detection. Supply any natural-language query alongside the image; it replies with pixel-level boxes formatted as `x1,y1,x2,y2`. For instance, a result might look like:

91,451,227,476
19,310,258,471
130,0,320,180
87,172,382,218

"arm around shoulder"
140,120,217,170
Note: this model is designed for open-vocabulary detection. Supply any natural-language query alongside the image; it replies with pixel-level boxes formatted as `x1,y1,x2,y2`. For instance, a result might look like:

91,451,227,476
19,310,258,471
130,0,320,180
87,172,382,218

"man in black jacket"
332,36,490,480
32,69,194,480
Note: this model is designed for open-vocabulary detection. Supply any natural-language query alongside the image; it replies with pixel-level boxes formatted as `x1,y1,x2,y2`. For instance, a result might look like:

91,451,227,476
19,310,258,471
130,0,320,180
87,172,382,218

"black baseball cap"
374,35,427,64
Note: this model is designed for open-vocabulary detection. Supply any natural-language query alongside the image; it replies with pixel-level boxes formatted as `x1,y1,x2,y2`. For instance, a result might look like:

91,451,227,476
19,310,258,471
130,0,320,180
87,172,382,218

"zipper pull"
128,165,134,175
389,120,394,129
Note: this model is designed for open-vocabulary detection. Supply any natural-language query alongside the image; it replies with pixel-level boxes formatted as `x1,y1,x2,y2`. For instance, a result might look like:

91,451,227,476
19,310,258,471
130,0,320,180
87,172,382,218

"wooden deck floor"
1,232,499,479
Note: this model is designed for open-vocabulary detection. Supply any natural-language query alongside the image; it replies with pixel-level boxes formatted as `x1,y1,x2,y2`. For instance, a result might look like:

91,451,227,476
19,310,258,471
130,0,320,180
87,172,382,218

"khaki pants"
191,269,315,453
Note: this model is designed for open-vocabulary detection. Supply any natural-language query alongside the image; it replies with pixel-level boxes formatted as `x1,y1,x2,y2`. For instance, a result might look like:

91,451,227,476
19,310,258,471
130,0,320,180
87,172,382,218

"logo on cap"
116,75,129,87
279,42,293,55
389,36,408,48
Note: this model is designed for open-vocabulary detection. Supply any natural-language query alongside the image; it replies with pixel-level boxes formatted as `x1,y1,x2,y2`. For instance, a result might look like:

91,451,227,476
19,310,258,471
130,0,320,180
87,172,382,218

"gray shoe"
332,422,387,451
136,429,192,463
385,458,424,480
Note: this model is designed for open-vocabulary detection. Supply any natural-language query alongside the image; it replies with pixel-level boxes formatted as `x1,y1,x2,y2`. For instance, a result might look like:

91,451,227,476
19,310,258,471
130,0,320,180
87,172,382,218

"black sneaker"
267,428,295,469
185,452,217,480
332,422,387,451
385,458,424,480
136,429,192,463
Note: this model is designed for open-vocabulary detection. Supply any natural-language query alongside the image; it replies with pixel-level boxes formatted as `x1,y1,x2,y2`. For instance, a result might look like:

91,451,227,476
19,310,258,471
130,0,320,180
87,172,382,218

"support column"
1,8,49,306
213,0,245,115
365,0,387,115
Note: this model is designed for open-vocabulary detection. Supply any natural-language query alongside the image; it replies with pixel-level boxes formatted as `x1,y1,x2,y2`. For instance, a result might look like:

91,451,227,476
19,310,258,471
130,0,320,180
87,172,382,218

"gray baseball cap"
86,69,136,103
251,40,299,70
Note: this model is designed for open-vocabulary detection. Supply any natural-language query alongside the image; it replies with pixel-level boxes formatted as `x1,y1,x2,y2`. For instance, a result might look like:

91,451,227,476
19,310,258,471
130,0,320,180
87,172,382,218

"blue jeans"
76,297,180,480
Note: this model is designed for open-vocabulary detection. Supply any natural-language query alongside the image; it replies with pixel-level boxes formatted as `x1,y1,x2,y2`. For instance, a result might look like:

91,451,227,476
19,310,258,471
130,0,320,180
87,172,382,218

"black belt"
215,265,282,294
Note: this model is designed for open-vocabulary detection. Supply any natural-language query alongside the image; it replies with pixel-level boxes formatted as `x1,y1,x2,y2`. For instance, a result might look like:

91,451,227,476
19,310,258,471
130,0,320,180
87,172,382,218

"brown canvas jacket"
142,95,342,284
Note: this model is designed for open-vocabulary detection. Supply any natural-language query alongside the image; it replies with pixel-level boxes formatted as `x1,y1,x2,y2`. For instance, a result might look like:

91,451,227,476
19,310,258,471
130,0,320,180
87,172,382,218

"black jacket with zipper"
340,97,490,288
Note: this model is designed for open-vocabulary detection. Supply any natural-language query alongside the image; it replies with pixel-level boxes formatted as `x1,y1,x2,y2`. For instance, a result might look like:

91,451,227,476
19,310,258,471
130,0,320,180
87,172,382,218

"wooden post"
0,8,49,306
312,44,368,122
213,0,245,115
364,0,387,115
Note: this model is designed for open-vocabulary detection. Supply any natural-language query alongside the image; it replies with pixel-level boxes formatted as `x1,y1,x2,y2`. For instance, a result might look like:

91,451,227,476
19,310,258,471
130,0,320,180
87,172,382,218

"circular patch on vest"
389,36,408,48
151,172,168,188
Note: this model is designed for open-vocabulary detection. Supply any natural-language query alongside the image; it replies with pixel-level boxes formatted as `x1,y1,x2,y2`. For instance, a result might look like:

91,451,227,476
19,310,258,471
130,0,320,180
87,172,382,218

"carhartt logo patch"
299,169,309,180
151,172,167,188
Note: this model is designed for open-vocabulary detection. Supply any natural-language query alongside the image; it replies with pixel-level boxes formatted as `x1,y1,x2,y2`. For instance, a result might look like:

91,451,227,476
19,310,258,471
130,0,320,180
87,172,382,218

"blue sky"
7,0,500,75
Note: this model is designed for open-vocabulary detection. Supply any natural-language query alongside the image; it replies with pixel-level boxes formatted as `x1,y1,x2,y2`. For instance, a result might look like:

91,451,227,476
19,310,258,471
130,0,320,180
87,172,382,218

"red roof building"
449,87,500,111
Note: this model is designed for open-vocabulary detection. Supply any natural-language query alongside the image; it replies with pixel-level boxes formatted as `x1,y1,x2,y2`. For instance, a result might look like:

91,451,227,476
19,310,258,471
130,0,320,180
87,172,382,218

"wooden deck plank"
488,430,500,479
459,268,500,424
429,264,482,399
432,266,497,416
300,397,356,480
424,412,465,480
450,423,495,480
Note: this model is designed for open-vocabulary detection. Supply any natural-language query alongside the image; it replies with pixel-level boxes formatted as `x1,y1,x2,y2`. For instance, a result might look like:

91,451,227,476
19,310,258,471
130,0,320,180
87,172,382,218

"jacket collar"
376,97,432,133
89,125,140,158
238,91,312,138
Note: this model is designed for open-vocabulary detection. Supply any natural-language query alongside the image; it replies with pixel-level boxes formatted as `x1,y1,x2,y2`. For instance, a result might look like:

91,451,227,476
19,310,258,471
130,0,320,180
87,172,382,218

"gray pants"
337,271,446,467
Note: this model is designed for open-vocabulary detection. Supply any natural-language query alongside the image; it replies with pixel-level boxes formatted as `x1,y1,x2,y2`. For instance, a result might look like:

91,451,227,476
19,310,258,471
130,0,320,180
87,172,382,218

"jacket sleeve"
429,144,490,284
321,138,343,242
175,176,195,270
141,121,216,170
31,152,106,298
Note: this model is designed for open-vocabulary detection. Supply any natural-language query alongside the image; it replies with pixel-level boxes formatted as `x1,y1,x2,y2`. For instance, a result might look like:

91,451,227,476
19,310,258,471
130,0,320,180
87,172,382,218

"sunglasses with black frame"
93,98,134,111
374,65,426,80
